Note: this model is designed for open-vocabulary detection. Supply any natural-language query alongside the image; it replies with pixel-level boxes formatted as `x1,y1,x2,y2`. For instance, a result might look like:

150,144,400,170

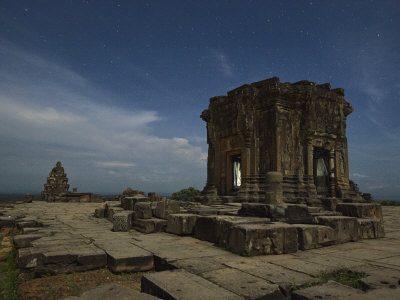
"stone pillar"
265,172,283,204
307,140,313,177
329,150,335,197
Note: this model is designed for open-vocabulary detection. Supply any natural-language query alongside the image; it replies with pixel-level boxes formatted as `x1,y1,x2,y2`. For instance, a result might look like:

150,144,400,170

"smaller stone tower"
41,161,70,201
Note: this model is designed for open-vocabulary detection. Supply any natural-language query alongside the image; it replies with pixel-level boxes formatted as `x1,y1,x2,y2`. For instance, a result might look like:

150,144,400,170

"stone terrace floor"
2,202,400,299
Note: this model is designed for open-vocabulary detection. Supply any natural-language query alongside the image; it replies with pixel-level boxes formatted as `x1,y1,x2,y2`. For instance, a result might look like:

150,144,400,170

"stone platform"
1,202,399,299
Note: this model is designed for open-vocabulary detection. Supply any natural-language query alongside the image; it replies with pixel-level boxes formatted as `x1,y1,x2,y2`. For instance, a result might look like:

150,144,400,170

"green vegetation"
288,268,367,299
171,187,201,201
0,239,19,300
65,274,82,295
319,268,367,289
375,200,400,206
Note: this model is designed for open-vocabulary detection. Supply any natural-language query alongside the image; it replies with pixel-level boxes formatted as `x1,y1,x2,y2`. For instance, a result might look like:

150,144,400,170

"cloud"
211,49,234,77
97,161,136,168
351,173,368,179
0,41,207,193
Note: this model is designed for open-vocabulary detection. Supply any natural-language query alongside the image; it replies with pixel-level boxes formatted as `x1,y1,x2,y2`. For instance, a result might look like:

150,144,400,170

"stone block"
14,233,45,248
358,218,385,239
141,269,242,300
106,245,154,273
265,171,283,204
238,203,270,217
193,215,271,246
193,215,220,243
94,208,105,218
166,213,197,235
121,196,149,210
147,192,161,202
107,207,124,222
227,222,298,256
314,216,359,243
291,280,364,300
154,199,180,219
133,218,168,234
134,202,152,219
0,216,15,228
238,203,313,224
112,211,133,232
269,204,313,224
336,203,383,220
295,224,336,250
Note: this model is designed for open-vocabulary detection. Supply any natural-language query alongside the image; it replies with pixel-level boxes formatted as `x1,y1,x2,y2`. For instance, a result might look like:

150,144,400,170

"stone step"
141,269,242,300
94,240,154,273
17,243,107,274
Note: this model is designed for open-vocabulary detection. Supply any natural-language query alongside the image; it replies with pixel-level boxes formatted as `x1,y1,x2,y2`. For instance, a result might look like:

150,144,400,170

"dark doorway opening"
313,148,330,195
232,155,241,190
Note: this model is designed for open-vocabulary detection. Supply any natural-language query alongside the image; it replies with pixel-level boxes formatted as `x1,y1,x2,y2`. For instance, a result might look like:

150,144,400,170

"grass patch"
320,268,367,289
289,268,367,299
0,238,19,300
65,274,82,295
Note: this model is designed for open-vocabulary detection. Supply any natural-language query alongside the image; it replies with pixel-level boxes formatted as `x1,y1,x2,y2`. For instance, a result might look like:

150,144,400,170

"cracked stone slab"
224,259,317,294
141,269,242,300
201,267,284,299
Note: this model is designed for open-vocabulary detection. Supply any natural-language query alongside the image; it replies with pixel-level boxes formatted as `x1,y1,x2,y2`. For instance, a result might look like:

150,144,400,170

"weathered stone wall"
201,77,365,205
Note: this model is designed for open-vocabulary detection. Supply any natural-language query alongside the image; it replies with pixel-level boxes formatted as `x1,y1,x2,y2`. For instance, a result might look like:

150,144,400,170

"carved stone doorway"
313,148,330,195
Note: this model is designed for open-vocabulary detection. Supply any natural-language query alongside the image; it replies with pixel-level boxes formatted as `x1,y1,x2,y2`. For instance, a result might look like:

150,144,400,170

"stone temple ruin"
41,161,103,202
201,77,370,207
94,78,384,258
5,77,391,300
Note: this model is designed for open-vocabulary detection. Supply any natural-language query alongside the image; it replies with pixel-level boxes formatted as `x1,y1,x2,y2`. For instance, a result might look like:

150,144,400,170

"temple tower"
201,77,366,206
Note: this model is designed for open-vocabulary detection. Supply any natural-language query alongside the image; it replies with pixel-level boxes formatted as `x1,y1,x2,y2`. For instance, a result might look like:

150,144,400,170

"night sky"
0,1,399,199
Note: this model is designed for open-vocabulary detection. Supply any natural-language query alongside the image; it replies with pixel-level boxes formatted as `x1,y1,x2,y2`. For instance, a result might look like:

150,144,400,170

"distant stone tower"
41,161,70,201
201,77,366,206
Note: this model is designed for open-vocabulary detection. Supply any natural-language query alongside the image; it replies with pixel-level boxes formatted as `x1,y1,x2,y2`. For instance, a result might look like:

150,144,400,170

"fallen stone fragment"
314,216,358,243
133,218,168,234
291,280,364,300
201,267,285,299
63,283,160,300
113,211,133,232
358,218,385,239
166,213,197,235
336,203,383,220
134,202,153,219
141,269,242,300
295,224,336,250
